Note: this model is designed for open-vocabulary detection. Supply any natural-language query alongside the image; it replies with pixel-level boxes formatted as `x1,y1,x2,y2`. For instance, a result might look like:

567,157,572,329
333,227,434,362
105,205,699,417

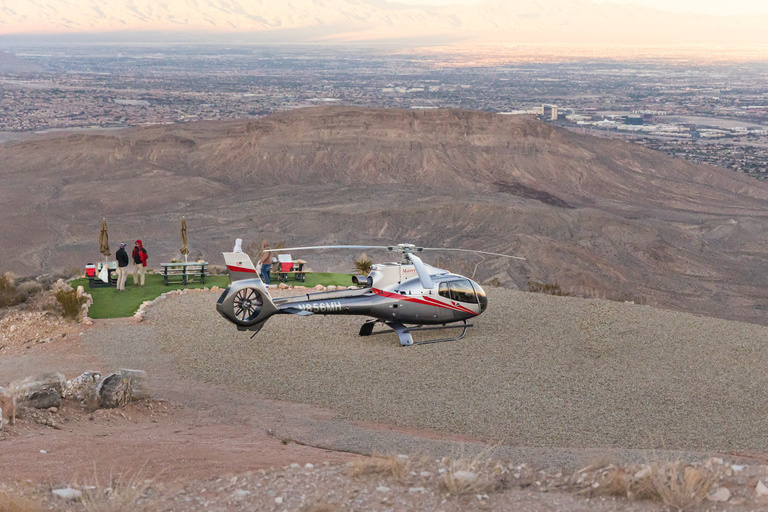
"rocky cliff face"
2,106,768,324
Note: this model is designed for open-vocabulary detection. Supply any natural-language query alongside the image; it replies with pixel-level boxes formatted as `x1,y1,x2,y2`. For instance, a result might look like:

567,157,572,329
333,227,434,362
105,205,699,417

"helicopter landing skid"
359,320,473,347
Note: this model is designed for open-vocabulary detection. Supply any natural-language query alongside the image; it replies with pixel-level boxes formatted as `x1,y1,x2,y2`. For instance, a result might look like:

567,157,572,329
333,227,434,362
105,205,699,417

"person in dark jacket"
115,243,129,290
132,240,149,286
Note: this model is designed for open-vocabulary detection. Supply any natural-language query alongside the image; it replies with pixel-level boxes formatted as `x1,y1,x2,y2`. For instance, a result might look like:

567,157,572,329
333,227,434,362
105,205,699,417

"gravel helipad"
144,288,768,453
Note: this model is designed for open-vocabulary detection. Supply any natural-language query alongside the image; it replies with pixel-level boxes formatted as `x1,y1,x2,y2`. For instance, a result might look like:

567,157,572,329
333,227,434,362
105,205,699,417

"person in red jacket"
132,240,149,286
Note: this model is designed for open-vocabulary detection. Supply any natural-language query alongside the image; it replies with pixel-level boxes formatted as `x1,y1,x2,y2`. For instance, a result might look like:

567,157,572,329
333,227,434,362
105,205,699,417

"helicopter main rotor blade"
264,245,390,253
408,253,435,289
421,247,527,261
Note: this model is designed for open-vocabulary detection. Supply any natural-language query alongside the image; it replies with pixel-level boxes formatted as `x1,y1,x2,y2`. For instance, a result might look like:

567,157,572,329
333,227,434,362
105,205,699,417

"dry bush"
484,277,502,287
346,454,412,483
595,467,658,501
353,253,373,275
651,462,715,511
55,289,86,320
526,281,571,296
440,451,498,496
80,467,158,512
0,492,39,512
0,273,27,308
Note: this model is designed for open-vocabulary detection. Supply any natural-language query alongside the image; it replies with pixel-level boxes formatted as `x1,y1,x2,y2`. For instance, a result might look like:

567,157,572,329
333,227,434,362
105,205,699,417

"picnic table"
160,261,209,285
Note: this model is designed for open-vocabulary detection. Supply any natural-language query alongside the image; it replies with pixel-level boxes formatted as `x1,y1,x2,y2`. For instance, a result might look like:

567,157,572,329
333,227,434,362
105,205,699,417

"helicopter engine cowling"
216,278,278,329
352,275,372,287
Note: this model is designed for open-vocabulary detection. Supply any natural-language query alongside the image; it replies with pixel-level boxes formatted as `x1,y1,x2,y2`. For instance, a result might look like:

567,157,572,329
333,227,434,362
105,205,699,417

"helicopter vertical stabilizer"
223,251,261,282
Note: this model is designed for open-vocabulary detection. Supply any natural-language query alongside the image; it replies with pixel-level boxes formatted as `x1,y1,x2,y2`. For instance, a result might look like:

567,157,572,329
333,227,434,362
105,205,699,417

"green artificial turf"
71,271,355,319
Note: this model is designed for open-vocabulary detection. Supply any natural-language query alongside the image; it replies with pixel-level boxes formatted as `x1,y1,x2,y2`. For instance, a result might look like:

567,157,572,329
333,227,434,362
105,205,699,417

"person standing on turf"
115,242,129,291
258,240,272,285
132,240,149,286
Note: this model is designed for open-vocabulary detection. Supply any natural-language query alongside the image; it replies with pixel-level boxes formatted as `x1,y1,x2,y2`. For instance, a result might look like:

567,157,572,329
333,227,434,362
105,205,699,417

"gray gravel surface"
142,288,768,454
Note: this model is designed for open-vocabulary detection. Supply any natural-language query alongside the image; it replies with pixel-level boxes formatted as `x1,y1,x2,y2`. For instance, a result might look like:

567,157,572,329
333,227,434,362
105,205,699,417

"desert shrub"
526,281,571,296
353,253,373,275
80,467,157,512
0,491,40,512
347,454,412,483
0,273,27,308
484,277,502,287
16,281,42,297
55,289,87,320
651,462,715,511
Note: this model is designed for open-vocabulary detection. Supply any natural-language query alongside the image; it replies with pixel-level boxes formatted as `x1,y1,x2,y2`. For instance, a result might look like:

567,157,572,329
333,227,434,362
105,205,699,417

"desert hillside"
2,107,768,324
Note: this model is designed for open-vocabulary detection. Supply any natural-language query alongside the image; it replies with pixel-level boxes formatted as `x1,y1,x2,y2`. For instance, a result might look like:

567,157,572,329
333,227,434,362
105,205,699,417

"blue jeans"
260,264,271,285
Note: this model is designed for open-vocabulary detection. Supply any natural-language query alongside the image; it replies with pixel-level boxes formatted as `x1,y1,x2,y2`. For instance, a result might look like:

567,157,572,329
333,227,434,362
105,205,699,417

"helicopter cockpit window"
449,280,478,304
438,282,450,299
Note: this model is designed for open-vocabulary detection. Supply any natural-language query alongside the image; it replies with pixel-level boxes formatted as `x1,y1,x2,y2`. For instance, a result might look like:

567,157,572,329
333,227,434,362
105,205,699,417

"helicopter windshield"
448,280,478,304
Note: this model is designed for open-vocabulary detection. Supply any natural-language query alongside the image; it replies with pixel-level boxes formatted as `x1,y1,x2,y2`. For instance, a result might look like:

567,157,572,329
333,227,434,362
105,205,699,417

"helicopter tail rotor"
216,277,278,331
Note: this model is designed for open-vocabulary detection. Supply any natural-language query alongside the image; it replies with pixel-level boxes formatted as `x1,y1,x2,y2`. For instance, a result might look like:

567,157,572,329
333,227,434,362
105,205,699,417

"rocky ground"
4,286,768,510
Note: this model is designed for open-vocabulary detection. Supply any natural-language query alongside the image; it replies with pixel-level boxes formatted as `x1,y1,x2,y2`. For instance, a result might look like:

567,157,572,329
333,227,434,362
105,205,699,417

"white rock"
290,463,300,469
52,488,82,500
377,486,390,492
233,489,249,498
9,325,16,333
40,450,47,454
274,497,283,505
453,471,478,482
305,463,314,468
708,487,731,502
397,454,409,459
420,471,432,478
633,467,652,479
732,464,745,472
326,285,337,291
756,480,768,497
409,487,426,493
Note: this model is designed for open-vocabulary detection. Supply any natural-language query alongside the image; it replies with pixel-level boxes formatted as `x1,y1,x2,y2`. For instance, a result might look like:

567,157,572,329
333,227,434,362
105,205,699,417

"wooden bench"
160,262,209,285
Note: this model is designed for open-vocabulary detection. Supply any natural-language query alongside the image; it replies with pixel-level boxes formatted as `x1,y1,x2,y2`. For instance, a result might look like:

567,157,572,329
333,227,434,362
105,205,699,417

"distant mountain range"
1,0,766,45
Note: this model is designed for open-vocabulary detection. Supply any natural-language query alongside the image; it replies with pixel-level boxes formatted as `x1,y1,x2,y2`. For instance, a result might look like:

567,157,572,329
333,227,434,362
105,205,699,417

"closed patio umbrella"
99,218,110,261
180,217,189,262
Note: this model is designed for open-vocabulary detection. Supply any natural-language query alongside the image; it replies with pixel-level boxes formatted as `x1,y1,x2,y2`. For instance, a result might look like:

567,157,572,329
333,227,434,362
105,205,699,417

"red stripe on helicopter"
372,288,477,315
226,265,258,273
418,295,476,315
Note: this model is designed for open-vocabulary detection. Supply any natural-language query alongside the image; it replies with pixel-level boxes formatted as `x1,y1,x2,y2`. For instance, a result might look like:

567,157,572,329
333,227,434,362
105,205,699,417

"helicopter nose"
472,282,488,313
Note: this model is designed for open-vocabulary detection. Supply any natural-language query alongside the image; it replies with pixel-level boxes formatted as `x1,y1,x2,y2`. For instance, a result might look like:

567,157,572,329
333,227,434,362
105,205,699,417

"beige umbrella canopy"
180,217,189,261
99,218,110,259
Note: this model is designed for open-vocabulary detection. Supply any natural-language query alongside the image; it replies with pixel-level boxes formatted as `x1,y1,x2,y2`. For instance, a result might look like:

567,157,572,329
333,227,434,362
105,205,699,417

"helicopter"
216,244,525,346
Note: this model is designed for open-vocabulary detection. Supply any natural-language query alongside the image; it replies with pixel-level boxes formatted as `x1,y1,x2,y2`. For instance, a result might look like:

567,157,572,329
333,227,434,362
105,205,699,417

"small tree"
354,253,374,275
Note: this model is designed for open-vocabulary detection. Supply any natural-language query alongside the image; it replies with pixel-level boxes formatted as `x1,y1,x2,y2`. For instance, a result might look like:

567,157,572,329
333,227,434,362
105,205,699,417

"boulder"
119,369,150,400
326,285,337,291
24,389,61,409
756,481,768,497
11,372,66,409
278,283,290,290
97,373,132,409
64,371,102,402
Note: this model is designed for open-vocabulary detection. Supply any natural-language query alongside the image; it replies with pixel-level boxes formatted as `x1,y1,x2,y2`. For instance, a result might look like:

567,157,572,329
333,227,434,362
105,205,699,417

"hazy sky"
395,0,768,16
